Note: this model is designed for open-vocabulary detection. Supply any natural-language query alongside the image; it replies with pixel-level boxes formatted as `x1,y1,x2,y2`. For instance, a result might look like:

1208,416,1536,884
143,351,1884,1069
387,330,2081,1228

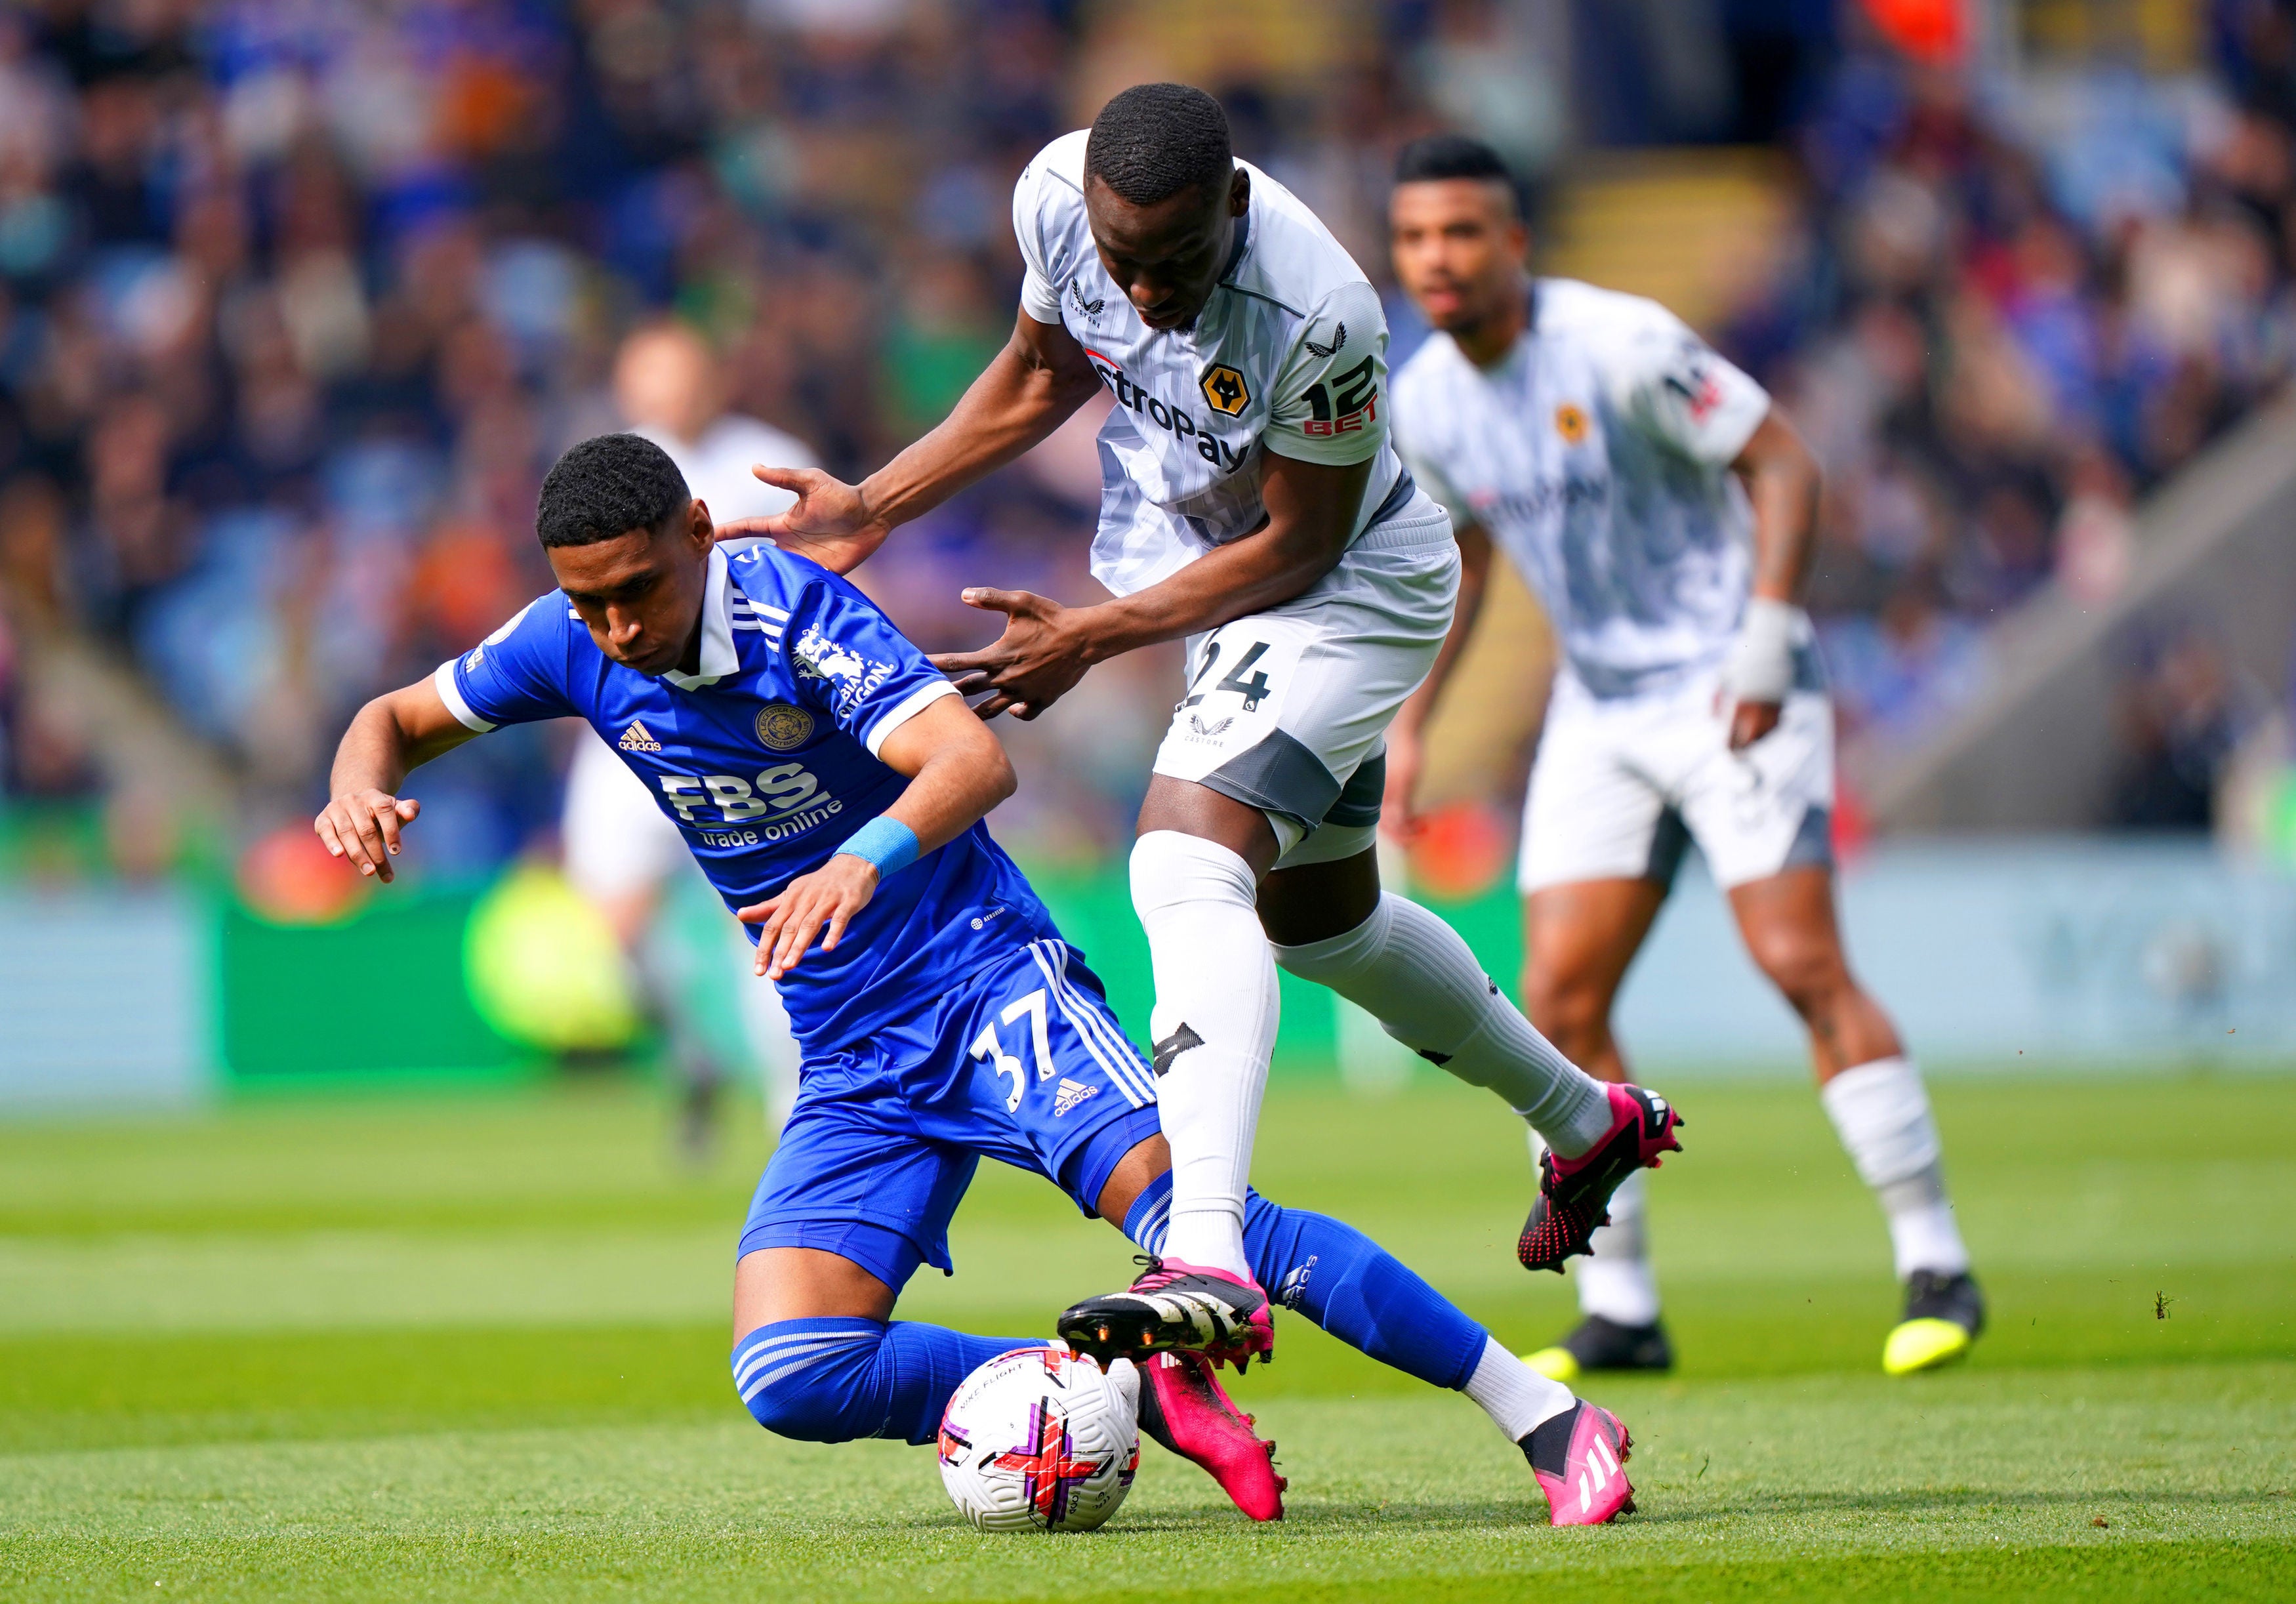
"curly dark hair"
1086,83,1232,207
535,433,691,548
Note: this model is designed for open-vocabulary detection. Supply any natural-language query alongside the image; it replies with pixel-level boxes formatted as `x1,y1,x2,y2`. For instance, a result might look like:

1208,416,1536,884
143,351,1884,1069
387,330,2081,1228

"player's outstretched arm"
716,311,1101,577
932,447,1370,720
314,679,483,884
1723,407,1822,750
1382,519,1493,836
739,695,1015,979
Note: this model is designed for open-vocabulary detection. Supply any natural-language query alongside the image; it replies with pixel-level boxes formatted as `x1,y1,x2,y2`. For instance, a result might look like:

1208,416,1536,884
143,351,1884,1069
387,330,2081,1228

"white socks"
1820,1056,1971,1281
1131,831,1277,1280
1272,893,1613,1158
1462,1335,1574,1443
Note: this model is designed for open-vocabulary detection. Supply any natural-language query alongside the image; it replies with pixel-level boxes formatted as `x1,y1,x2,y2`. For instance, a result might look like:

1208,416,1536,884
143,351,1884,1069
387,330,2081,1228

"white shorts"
1150,485,1459,870
563,726,687,901
1519,670,1835,894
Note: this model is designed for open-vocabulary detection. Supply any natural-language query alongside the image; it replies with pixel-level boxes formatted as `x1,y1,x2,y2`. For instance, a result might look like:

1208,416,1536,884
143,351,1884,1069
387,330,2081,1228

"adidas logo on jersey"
1053,1078,1098,1117
618,720,662,752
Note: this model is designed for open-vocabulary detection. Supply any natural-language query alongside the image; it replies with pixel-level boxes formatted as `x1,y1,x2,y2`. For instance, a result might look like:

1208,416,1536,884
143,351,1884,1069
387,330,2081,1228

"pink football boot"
1136,1351,1285,1521
1523,1401,1635,1525
1519,1084,1685,1273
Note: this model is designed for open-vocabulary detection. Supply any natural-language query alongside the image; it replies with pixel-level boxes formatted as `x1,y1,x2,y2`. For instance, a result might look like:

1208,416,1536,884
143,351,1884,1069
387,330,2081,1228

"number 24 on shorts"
1183,640,1276,714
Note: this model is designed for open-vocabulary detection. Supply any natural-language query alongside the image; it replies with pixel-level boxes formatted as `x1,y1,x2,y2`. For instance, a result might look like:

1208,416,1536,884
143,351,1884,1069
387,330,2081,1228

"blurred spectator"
611,317,815,522
2109,625,2270,832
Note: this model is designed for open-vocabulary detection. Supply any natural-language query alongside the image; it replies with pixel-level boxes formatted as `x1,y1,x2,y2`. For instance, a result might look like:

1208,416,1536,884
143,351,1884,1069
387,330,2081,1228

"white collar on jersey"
663,546,738,691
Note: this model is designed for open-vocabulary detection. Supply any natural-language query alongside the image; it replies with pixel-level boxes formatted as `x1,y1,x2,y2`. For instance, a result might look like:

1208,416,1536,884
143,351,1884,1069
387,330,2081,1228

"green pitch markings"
1,1072,2291,1600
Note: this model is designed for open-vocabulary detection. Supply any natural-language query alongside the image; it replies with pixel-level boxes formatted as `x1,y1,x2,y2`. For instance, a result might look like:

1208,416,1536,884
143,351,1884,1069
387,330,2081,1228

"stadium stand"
1,1,2293,884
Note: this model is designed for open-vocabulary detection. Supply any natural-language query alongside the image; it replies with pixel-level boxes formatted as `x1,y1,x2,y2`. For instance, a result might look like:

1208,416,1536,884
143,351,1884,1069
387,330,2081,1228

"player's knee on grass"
733,1317,1037,1447
733,1318,893,1443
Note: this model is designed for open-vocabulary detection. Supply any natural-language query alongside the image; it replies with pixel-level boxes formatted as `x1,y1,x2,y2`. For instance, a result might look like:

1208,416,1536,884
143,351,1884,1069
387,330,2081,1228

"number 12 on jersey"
1303,356,1378,436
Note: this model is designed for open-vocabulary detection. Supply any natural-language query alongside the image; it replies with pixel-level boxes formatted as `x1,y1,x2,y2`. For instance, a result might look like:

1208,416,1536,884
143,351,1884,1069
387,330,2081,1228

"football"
935,1345,1141,1532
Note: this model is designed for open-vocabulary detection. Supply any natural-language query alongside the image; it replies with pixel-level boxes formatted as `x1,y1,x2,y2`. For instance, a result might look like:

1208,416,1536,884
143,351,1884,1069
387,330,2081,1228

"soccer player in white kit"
562,321,819,1143
719,86,1681,1382
1385,135,1982,1378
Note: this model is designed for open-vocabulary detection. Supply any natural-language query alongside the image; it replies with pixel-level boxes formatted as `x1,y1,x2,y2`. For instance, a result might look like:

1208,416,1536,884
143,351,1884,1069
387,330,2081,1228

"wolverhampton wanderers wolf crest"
1200,363,1250,417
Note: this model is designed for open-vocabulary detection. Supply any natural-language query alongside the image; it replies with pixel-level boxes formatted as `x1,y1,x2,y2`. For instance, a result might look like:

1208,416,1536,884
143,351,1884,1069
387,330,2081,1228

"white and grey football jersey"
1393,279,1772,699
1014,131,1407,598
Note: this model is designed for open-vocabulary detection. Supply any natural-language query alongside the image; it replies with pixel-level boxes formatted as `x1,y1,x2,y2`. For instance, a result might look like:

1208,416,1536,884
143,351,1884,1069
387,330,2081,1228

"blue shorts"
738,937,1162,1296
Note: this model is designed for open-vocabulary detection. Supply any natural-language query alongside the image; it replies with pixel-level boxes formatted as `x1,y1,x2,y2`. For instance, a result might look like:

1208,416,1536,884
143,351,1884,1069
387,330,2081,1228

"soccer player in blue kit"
315,433,1639,1526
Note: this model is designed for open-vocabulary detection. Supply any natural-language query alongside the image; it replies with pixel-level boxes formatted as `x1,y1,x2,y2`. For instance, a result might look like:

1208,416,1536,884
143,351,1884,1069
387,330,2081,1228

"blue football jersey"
436,543,1057,1052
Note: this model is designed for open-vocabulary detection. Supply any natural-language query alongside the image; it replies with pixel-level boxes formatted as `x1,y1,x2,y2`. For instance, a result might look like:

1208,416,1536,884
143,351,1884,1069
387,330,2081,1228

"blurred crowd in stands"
2,0,2295,887
1764,5,2296,783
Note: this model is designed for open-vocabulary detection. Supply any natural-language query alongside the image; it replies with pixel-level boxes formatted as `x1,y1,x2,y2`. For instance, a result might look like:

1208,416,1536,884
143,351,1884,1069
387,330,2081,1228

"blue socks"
1123,1173,1488,1393
733,1317,1033,1446
1120,1168,1176,1254
735,1184,1494,1444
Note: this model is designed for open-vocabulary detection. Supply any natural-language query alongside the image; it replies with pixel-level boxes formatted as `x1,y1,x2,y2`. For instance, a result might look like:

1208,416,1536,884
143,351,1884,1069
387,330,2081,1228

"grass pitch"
3,1070,2291,1601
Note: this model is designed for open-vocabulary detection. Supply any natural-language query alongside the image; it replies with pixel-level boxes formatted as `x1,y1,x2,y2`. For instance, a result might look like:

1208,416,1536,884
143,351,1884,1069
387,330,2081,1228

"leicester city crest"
755,703,815,751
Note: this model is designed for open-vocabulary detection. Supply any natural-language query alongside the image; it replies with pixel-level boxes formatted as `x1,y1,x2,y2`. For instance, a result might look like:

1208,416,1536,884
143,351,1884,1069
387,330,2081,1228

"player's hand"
1380,724,1426,841
1727,699,1782,751
929,589,1096,720
711,466,890,576
314,790,421,884
737,854,879,981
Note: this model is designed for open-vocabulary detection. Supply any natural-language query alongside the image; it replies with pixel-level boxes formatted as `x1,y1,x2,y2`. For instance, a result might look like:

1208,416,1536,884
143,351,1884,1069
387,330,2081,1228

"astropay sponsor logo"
1081,347,1248,472
1466,476,1609,527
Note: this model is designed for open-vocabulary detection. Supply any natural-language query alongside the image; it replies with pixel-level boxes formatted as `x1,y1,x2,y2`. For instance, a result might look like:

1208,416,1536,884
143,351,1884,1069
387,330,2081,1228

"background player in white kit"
720,85,1681,1370
560,321,817,1145
1385,135,1983,1379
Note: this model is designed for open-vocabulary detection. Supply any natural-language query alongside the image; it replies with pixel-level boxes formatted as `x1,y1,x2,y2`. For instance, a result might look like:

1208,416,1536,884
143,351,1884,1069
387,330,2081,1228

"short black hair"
1086,83,1232,207
535,433,690,548
1395,134,1521,209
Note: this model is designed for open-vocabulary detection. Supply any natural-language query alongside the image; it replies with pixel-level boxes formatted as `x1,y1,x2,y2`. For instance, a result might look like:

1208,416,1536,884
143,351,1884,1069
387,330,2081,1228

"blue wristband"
836,816,920,878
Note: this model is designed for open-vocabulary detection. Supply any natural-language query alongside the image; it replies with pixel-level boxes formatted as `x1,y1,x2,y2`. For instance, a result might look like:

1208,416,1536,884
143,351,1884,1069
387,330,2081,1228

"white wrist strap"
1723,597,1803,703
